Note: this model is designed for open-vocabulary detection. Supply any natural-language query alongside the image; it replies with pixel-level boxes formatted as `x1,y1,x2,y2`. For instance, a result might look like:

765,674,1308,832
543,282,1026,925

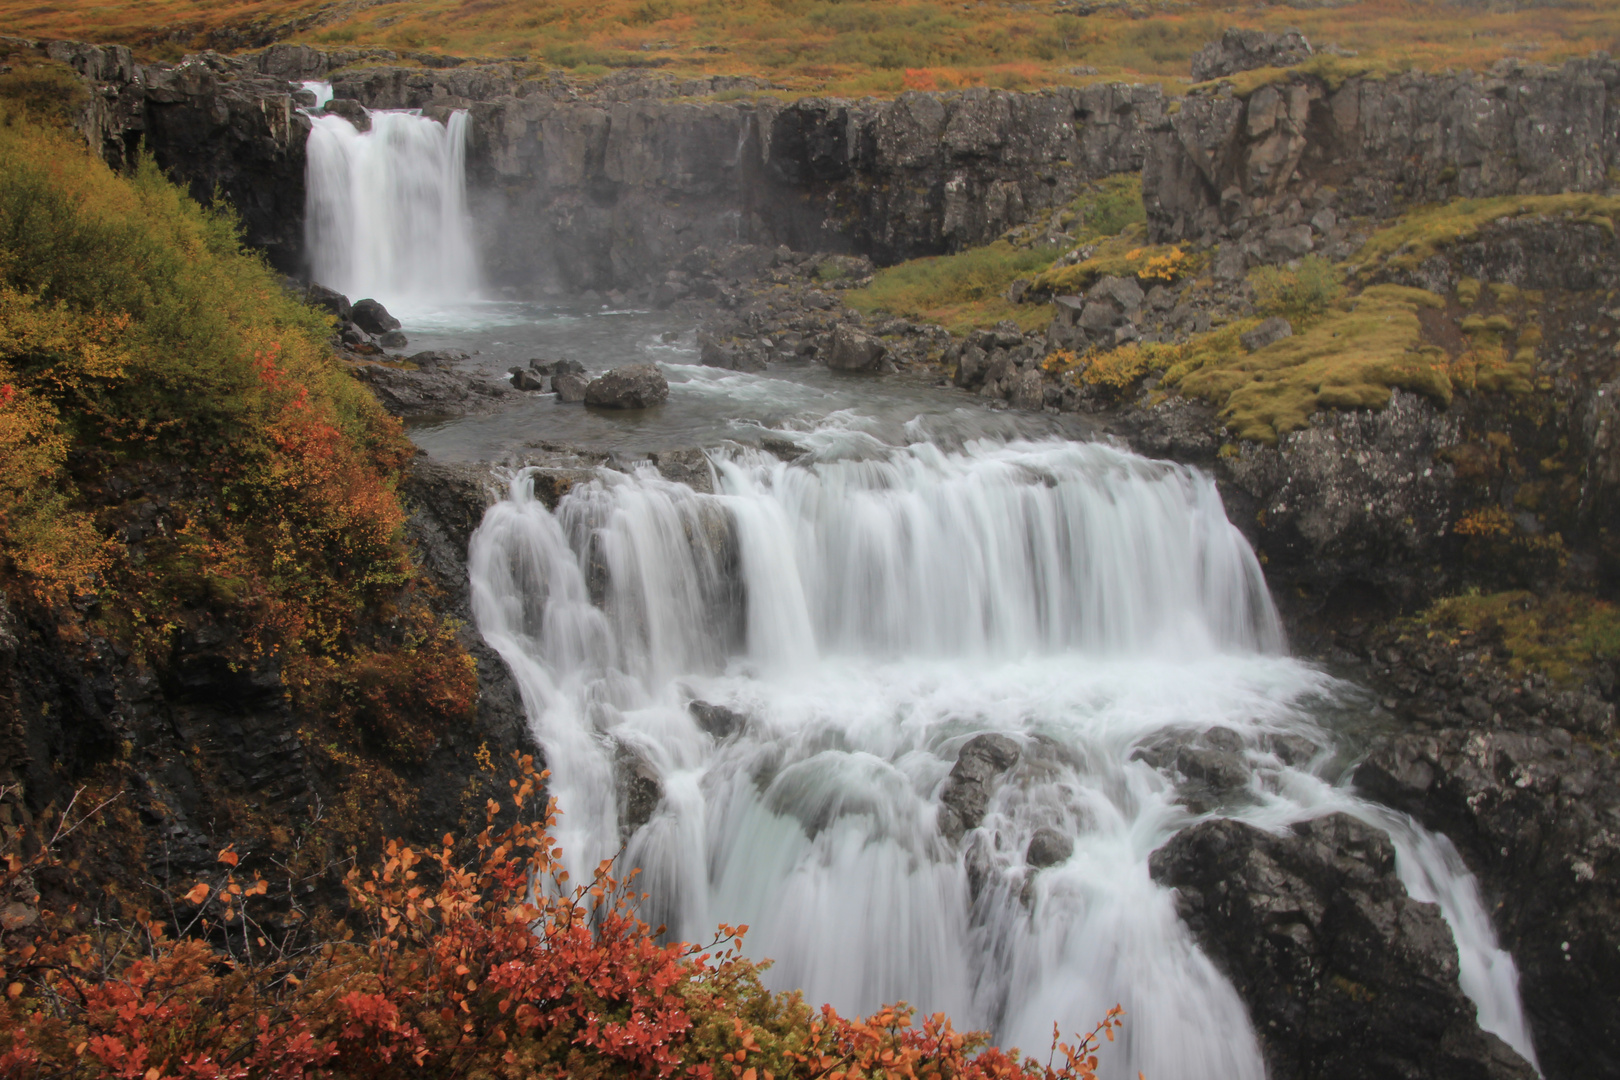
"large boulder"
583,364,670,409
1151,814,1537,1080
322,97,371,132
827,324,890,372
937,733,1020,841
350,297,401,335
305,282,351,321
552,371,590,403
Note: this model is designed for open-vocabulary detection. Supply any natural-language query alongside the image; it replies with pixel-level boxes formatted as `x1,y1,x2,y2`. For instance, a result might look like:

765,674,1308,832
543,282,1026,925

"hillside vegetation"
0,0,1615,94
0,95,476,831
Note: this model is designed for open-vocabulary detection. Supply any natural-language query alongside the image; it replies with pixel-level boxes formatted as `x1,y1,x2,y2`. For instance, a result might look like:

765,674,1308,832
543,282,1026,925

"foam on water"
468,435,1540,1077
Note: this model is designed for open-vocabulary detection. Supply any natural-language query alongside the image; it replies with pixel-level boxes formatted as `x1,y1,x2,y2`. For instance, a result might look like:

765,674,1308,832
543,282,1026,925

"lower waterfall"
468,435,1539,1079
303,100,477,312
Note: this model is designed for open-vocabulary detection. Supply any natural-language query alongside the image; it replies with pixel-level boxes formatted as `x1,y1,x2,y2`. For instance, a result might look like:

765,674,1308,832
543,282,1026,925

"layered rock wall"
1143,57,1620,271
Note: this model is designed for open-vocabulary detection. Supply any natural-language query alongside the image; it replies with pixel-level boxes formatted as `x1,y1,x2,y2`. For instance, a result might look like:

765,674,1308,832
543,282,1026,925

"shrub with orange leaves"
0,758,1128,1080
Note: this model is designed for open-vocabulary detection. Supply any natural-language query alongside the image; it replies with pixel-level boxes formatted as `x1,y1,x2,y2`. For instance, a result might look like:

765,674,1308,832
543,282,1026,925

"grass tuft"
845,240,1058,334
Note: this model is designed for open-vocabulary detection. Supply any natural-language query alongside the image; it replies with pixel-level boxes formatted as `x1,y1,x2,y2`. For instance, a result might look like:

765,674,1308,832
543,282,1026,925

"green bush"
1248,255,1344,324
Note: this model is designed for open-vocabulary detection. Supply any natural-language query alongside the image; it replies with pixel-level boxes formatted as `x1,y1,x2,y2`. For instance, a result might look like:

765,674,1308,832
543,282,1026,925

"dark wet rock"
350,358,514,419
376,329,408,349
509,366,546,391
584,364,670,409
1354,728,1620,1080
552,371,590,402
305,282,351,321
1240,316,1293,352
1088,275,1145,315
827,325,890,373
649,448,713,493
938,733,1021,842
322,97,370,132
350,298,401,335
615,742,663,842
406,349,464,372
1025,827,1073,869
1133,727,1252,812
1190,28,1314,83
689,700,746,740
528,358,585,377
1151,813,1538,1080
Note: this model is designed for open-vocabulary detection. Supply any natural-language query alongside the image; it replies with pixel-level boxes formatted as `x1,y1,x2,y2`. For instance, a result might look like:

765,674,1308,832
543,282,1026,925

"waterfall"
302,91,478,314
468,436,1538,1078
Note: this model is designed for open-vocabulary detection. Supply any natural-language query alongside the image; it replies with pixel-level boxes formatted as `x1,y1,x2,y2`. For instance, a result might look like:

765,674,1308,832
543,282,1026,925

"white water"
302,88,478,315
467,434,1540,1077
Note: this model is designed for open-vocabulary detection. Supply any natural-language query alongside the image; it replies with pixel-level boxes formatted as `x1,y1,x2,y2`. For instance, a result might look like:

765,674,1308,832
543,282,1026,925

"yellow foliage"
1164,285,1452,443
1453,506,1514,537
1032,229,1200,295
1410,590,1620,683
1080,344,1152,390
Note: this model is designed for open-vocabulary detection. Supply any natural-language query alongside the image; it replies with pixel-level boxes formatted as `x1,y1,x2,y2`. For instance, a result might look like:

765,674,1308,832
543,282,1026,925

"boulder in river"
509,366,546,391
351,297,401,335
938,733,1021,841
1150,813,1538,1080
827,324,890,372
322,97,371,132
584,364,670,409
552,371,590,402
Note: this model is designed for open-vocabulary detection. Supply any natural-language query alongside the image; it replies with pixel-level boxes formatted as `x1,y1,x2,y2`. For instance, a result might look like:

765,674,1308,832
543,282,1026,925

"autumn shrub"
0,105,470,753
0,758,1127,1080
1247,255,1343,325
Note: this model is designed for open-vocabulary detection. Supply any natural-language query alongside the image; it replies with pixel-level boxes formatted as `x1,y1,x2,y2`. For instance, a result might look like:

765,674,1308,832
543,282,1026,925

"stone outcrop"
5,37,315,273
1189,28,1315,83
1143,50,1620,271
1151,813,1539,1080
1355,729,1620,1080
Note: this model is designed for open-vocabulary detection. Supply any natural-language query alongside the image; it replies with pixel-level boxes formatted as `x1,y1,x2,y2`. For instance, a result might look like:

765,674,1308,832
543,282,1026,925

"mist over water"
303,94,478,314
467,435,1540,1078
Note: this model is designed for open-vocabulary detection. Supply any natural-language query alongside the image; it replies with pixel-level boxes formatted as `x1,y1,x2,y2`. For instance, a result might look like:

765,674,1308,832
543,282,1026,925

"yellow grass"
2,0,1618,95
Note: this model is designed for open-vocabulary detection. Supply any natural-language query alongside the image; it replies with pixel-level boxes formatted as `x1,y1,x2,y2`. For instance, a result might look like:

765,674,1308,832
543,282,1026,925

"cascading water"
302,87,478,313
468,434,1539,1078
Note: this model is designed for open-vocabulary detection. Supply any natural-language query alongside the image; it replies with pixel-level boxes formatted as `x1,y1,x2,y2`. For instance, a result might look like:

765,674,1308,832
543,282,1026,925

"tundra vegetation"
0,0,1616,94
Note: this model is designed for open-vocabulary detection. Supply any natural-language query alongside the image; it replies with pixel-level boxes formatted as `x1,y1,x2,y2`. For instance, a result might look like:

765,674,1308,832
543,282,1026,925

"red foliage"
0,759,1127,1080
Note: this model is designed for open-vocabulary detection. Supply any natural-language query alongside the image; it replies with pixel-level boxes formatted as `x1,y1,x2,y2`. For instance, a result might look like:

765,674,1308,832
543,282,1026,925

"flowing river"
303,89,1541,1079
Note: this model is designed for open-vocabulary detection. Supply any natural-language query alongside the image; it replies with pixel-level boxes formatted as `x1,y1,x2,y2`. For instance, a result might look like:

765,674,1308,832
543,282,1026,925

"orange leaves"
2,750,1127,1080
182,883,210,905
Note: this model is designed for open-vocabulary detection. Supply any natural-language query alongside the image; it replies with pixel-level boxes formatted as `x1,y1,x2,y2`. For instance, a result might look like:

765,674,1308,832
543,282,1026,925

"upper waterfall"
303,95,478,314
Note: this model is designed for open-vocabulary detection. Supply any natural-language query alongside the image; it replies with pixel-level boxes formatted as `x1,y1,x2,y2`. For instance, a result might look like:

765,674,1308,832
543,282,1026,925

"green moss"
1067,173,1146,245
1191,53,1392,97
1354,193,1620,277
1164,284,1450,443
844,239,1059,334
1248,255,1344,324
1408,590,1620,683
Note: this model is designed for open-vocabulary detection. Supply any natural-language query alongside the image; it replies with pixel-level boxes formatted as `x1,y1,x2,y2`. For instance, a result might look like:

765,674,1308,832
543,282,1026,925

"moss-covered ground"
1402,590,1620,684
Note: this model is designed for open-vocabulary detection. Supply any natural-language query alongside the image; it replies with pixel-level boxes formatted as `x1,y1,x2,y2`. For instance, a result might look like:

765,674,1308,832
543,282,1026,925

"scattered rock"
827,325,890,373
350,298,401,335
1151,813,1538,1080
376,329,408,349
583,364,670,408
509,367,546,391
938,733,1021,841
552,371,590,402
1240,316,1293,352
